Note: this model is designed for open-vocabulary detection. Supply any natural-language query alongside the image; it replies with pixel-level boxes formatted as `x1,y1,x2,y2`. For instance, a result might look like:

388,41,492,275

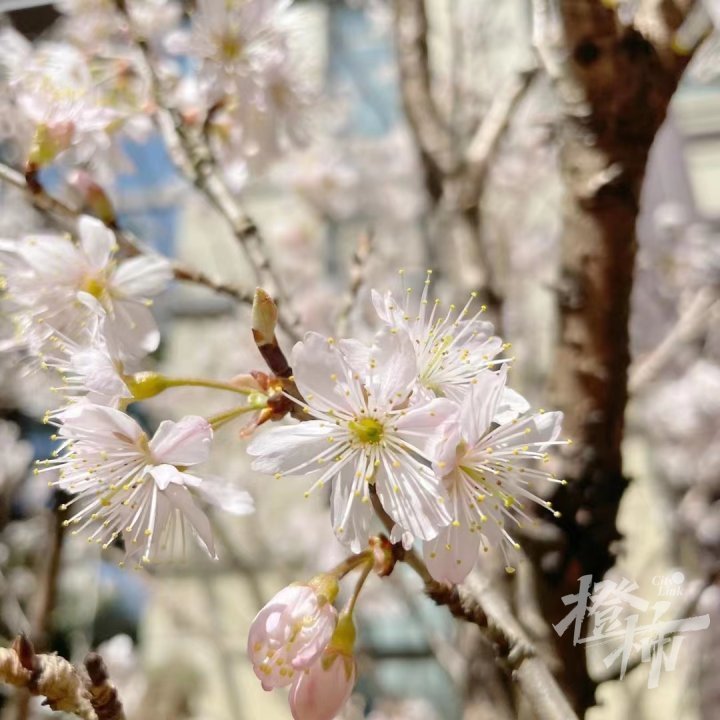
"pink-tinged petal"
424,523,480,585
111,255,173,298
78,215,115,271
494,386,530,425
394,397,459,461
289,652,356,720
197,478,255,516
374,455,451,542
149,416,213,466
291,332,354,414
364,327,416,404
461,369,508,446
58,403,143,446
248,421,335,475
290,603,337,669
330,464,374,553
162,484,216,559
148,464,202,490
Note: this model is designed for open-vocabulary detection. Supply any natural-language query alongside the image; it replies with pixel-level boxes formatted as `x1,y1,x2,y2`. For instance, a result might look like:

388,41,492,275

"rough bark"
533,1,698,713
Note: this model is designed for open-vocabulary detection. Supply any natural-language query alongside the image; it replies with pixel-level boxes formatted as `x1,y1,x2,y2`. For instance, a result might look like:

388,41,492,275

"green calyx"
124,372,170,401
308,573,340,605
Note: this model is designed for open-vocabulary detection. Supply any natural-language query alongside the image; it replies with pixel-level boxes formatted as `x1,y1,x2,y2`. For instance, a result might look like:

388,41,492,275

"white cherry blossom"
371,270,519,407
0,215,172,358
41,404,253,564
423,367,566,582
248,329,457,551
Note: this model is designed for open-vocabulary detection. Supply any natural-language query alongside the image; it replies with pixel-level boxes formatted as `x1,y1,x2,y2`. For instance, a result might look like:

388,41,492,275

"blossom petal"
424,523,480,584
374,454,451,542
330,463,374,553
162,484,216,558
494,386,530,425
57,403,143,446
291,332,354,414
461,369,508,446
148,464,203,490
112,255,173,298
248,421,335,475
106,300,161,357
149,416,213,466
394,397,458,461
197,478,255,516
364,327,416,405
78,215,115,271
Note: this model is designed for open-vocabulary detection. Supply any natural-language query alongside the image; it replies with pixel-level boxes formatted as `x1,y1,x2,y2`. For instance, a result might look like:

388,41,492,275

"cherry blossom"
423,367,566,582
248,329,457,551
42,404,253,564
0,215,172,358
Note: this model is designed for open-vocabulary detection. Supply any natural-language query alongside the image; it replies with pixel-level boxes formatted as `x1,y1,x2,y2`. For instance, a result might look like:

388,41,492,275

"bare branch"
113,0,301,339
629,286,718,392
393,0,459,177
336,230,374,337
368,488,578,720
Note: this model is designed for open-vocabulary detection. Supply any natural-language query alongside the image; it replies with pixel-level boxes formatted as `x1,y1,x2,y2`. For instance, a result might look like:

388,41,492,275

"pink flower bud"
247,578,339,691
289,648,356,720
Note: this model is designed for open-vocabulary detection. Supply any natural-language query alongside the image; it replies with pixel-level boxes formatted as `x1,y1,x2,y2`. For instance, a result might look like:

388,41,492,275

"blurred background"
0,1,719,719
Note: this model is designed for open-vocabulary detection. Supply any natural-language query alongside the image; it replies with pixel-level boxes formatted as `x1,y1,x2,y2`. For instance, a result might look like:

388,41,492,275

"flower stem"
162,377,255,395
329,551,372,580
209,404,265,430
346,560,373,616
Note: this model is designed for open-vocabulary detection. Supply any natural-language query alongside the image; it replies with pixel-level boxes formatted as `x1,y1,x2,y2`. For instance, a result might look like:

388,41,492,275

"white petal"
424,523,480,584
394,397,459,460
149,416,213,466
162,484,216,558
112,255,172,298
364,327,416,404
78,215,115,271
106,300,161,357
197,478,255,516
148,464,202,490
462,369,508,446
330,463,374,552
494,386,530,425
58,403,143,446
247,421,335,475
374,454,451,542
291,332,354,414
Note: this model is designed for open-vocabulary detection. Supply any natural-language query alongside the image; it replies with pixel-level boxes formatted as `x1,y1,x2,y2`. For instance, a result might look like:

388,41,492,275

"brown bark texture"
536,1,697,713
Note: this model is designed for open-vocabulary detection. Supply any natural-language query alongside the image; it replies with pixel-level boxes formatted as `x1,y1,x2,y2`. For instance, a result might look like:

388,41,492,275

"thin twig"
0,161,253,305
113,0,301,339
368,488,578,720
84,653,126,720
629,286,718,392
336,230,374,337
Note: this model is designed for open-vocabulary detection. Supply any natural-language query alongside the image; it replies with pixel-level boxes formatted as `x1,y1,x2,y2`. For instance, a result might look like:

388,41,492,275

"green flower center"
348,417,384,445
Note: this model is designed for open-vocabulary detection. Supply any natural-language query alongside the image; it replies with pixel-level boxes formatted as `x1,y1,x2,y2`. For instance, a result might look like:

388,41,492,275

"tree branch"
368,488,578,720
113,0,301,339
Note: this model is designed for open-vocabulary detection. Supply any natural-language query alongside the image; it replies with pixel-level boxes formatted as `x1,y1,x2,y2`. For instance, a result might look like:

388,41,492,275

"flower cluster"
1,215,255,564
249,270,568,582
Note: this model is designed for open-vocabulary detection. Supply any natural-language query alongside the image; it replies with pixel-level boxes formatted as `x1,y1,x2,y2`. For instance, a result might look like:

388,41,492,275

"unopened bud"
252,288,278,347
